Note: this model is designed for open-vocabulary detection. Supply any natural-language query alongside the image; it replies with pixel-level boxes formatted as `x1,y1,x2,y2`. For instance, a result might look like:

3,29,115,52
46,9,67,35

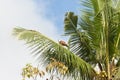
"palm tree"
13,0,120,80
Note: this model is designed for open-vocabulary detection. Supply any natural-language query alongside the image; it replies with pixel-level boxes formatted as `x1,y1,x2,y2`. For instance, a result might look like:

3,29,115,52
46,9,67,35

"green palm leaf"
64,12,96,64
13,27,96,80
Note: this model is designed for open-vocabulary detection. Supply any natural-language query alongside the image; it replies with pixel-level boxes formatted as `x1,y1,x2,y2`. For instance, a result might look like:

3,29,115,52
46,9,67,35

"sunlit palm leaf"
13,27,96,80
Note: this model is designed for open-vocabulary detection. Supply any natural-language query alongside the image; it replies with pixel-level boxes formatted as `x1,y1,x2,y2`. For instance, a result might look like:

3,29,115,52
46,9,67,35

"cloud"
0,0,60,80
0,0,60,38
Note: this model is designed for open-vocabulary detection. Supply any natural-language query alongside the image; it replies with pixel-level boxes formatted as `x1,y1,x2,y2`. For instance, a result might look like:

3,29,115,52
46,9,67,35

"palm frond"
13,27,96,80
80,0,120,60
64,12,96,64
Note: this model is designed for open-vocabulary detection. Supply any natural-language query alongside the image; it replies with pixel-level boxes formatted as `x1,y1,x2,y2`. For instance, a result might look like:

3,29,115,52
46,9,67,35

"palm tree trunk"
105,14,111,80
105,19,110,79
103,1,111,79
106,51,110,80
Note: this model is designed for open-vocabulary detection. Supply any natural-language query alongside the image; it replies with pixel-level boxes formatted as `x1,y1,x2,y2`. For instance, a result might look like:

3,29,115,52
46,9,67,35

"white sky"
0,0,61,80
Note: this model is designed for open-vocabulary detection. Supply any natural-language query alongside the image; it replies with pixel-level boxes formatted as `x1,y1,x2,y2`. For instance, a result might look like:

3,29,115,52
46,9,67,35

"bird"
59,40,68,47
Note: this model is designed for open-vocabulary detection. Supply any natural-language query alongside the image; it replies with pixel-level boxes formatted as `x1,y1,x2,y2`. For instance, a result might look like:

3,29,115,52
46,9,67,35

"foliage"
46,58,68,75
13,27,95,80
21,64,45,80
13,0,120,80
21,63,65,80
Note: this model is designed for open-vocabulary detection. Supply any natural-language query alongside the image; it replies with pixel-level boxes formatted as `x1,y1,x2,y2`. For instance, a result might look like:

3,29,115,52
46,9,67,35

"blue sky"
36,0,80,36
0,0,80,80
